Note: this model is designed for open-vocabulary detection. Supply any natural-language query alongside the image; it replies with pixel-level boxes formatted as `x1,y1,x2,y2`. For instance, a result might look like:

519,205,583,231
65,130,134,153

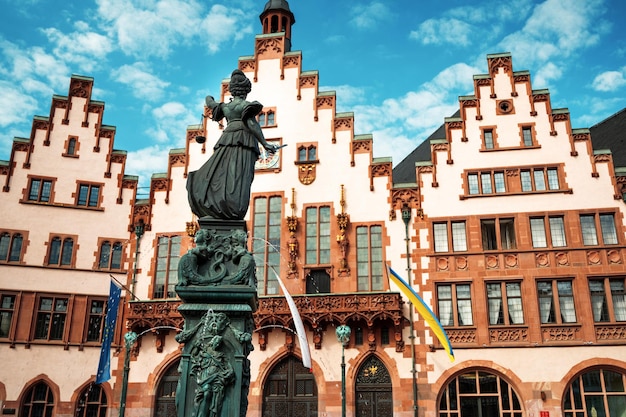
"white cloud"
41,23,113,72
592,69,626,92
95,0,251,58
410,0,533,46
125,145,170,187
111,63,170,101
532,62,563,90
500,0,609,65
410,18,473,46
350,2,392,29
0,80,38,127
147,101,197,146
352,62,479,164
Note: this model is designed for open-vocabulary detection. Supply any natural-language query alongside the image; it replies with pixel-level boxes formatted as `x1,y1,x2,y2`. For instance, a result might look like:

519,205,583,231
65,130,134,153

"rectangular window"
533,170,546,191
589,278,626,322
451,222,467,251
484,129,494,149
28,178,52,202
481,218,516,250
434,221,467,253
522,127,533,146
437,283,473,327
356,225,384,291
549,216,567,247
600,214,618,245
34,296,68,340
520,167,560,192
547,168,559,190
580,215,598,245
86,299,106,342
530,218,547,248
494,172,505,193
537,280,577,324
487,282,524,325
468,174,479,195
481,173,493,194
77,184,101,207
466,171,506,195
253,196,282,295
154,235,181,298
305,206,331,264
0,293,16,338
521,170,532,192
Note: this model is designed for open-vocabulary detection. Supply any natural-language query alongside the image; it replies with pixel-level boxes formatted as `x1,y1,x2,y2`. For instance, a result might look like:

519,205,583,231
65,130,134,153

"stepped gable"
392,110,460,184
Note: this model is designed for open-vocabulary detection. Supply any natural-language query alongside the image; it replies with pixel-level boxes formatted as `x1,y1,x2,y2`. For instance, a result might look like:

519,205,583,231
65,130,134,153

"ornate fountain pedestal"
175,219,257,417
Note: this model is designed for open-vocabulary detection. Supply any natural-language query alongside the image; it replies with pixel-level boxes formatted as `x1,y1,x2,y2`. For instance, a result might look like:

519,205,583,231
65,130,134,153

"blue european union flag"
95,280,122,384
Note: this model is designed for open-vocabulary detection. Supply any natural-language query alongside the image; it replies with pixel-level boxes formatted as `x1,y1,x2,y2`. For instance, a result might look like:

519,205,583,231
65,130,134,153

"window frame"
0,292,18,339
480,217,517,251
481,127,496,150
433,220,467,253
76,182,102,208
252,195,283,296
85,297,107,342
97,239,124,270
63,135,79,157
33,295,69,341
529,215,567,248
486,280,524,326
437,282,474,327
297,145,318,163
305,205,331,265
356,224,384,291
258,107,277,128
520,125,535,147
580,212,619,246
45,234,77,267
466,170,506,196
0,230,26,263
588,277,626,323
536,279,577,324
153,234,182,299
25,176,55,203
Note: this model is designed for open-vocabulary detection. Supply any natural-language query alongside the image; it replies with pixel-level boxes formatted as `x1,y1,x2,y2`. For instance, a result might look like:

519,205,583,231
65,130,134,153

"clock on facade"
255,141,280,170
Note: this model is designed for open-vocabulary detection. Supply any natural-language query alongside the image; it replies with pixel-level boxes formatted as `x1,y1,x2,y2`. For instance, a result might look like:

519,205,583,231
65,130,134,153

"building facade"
1,2,626,417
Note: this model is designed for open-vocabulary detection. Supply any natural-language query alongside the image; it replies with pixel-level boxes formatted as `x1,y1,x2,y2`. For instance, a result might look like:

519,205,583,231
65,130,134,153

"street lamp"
119,331,137,417
335,325,351,417
401,205,418,417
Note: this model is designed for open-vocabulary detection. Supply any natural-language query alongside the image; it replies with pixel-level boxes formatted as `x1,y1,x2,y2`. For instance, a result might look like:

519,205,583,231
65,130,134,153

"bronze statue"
187,69,279,220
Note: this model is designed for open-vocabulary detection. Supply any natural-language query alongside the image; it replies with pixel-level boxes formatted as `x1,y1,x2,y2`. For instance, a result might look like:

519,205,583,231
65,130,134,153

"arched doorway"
563,367,626,417
355,355,393,417
154,359,180,417
438,369,523,417
21,381,55,417
262,355,317,417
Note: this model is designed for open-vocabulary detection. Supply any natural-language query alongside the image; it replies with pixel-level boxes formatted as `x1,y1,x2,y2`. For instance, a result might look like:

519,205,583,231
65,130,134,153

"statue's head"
231,229,247,246
195,229,209,244
229,69,252,97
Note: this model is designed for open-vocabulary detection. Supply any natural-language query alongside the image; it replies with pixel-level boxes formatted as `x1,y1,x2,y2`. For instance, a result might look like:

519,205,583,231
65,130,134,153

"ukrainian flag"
388,266,454,361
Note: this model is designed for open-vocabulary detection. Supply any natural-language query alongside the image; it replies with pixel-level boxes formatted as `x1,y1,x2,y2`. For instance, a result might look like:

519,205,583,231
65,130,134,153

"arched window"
355,355,392,417
48,237,74,266
154,360,180,417
98,241,123,270
67,138,77,156
563,367,626,417
0,232,23,262
439,370,522,417
21,381,55,417
76,384,107,417
263,355,317,417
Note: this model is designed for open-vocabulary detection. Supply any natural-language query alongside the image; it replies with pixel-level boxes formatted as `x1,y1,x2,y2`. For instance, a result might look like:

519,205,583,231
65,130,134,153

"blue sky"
1,0,625,187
